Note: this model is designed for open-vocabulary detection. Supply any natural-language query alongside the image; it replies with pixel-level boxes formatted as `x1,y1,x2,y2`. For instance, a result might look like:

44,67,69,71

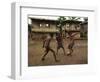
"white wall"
0,0,100,81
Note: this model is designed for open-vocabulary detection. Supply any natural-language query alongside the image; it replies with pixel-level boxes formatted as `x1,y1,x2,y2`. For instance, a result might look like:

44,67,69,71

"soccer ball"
67,51,70,54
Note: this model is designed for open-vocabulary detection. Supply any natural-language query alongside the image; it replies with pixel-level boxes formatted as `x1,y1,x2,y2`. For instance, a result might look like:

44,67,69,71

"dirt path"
28,39,87,66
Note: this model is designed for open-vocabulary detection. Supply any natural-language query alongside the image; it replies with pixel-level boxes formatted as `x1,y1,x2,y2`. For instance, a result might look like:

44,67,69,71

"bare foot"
41,58,45,61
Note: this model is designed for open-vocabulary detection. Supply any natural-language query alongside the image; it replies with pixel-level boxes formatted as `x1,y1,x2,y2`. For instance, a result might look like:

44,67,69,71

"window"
46,24,49,27
39,24,42,27
45,24,49,27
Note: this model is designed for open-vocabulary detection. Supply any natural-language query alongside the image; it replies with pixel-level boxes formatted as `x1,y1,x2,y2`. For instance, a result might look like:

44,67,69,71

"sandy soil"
28,38,88,66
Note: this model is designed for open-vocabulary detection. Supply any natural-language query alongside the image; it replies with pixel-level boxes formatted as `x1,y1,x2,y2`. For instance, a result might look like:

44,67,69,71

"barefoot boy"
41,34,59,62
67,32,78,56
56,33,66,55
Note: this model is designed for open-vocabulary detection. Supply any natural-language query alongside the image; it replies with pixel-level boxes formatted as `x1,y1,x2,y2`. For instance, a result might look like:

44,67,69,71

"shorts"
68,43,74,49
57,44,64,49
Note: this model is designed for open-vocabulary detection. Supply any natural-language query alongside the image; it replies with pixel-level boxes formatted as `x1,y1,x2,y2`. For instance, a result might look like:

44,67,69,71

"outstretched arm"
71,33,79,37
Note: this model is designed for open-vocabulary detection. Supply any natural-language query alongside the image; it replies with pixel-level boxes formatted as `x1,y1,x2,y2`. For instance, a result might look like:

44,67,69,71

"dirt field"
28,38,88,66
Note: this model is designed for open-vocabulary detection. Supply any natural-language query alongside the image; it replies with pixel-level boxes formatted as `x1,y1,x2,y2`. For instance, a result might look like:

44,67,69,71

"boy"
67,32,78,56
56,33,66,55
41,34,59,62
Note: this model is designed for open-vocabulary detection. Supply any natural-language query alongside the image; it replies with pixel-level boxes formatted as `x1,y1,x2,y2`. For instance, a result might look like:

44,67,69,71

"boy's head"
56,32,61,37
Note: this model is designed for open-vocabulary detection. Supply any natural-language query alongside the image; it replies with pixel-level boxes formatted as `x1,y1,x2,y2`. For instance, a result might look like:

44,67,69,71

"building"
28,17,87,40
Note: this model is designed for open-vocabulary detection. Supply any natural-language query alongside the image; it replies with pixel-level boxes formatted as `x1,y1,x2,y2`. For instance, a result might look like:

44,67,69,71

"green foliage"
57,16,81,34
57,16,67,32
58,16,66,26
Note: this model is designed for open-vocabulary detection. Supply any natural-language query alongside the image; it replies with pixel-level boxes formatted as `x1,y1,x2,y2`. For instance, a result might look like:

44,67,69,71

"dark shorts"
45,47,50,52
57,44,64,49
68,43,74,49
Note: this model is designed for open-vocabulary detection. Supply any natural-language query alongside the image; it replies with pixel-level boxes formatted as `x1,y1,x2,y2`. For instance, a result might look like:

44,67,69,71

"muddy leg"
67,48,71,56
50,48,59,62
67,48,73,56
62,47,66,55
70,49,73,56
56,47,59,55
41,50,49,61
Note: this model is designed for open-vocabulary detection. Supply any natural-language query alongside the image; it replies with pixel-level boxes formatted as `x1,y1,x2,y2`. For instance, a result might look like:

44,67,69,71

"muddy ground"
28,38,88,66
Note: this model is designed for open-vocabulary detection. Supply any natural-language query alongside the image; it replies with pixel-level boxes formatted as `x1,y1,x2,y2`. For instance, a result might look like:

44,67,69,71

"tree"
67,16,81,30
57,16,66,34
